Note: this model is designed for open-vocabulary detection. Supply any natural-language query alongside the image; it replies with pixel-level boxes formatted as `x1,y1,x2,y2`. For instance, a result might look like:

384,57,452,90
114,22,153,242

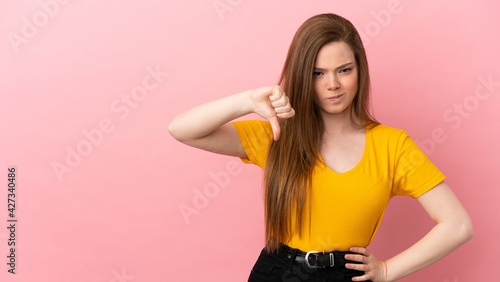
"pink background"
1,0,499,281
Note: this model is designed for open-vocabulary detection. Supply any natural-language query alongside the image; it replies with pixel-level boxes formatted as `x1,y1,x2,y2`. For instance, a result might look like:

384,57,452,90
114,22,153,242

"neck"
321,108,362,136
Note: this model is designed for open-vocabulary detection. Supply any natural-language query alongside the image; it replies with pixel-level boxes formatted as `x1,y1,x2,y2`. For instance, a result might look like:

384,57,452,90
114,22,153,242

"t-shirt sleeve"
391,131,446,198
231,120,273,168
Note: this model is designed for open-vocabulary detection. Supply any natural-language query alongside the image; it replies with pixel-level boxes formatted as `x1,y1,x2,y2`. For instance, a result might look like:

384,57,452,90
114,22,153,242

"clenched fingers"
270,86,295,119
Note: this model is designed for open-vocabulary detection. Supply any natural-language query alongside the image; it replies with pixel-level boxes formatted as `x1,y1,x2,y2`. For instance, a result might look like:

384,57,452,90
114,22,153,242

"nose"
327,74,340,90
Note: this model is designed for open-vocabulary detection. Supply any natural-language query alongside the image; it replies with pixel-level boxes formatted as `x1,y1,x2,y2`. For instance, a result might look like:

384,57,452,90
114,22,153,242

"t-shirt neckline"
317,125,372,176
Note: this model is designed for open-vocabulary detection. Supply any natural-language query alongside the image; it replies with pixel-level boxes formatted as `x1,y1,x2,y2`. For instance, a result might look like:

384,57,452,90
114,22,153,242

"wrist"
233,89,254,116
384,260,398,282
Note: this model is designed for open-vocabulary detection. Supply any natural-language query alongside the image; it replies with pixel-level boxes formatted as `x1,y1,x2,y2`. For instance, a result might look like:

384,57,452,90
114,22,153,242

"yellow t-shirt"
232,119,445,252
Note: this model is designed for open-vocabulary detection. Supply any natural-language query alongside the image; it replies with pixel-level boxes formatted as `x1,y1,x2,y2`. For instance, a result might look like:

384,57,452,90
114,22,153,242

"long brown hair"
263,13,378,252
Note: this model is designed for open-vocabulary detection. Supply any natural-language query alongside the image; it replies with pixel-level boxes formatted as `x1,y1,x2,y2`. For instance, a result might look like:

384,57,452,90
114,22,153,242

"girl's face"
313,41,358,119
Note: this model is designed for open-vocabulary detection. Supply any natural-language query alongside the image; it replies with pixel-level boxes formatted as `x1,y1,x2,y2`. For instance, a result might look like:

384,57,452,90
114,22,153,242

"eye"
340,68,352,73
313,71,323,77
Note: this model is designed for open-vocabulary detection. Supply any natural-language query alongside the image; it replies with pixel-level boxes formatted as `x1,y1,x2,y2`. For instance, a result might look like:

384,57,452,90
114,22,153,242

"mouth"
328,94,344,101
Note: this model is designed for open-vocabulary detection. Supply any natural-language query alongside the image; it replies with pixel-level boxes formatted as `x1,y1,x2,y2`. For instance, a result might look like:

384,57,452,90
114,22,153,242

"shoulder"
369,123,408,142
368,123,420,157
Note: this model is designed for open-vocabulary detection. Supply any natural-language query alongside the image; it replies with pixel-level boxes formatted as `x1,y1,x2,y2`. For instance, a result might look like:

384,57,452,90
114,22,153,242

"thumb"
267,115,281,141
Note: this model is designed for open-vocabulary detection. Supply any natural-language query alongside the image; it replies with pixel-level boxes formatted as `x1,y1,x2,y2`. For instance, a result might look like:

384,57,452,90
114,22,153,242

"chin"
321,108,349,116
324,104,350,113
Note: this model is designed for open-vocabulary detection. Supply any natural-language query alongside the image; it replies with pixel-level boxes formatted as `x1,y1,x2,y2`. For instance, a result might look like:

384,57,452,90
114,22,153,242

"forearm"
168,90,253,141
385,221,473,281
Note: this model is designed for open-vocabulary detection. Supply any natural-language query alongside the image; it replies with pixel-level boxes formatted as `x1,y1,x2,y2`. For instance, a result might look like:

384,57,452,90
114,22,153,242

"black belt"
281,245,358,269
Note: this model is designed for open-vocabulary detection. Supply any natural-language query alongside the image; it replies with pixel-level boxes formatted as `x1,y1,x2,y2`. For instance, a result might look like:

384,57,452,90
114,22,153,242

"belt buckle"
305,251,334,268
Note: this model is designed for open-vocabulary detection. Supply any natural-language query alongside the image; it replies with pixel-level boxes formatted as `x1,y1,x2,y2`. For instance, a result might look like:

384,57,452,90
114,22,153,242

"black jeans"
248,246,371,282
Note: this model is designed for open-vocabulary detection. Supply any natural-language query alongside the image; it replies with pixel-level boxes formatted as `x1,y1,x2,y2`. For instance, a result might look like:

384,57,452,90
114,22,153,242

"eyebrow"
314,62,354,71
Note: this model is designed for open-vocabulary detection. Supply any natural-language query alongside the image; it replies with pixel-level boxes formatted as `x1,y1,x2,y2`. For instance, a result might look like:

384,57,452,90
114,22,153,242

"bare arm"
384,181,474,281
346,182,474,281
168,86,295,157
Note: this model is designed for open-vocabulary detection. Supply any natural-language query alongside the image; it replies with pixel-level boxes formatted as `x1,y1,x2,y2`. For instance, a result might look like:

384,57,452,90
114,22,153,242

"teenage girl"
169,13,473,282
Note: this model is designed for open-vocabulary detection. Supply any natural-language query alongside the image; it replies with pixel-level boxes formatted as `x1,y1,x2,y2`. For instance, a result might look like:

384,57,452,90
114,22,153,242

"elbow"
168,119,194,144
168,120,183,142
461,209,474,242
463,218,474,242
456,216,474,244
